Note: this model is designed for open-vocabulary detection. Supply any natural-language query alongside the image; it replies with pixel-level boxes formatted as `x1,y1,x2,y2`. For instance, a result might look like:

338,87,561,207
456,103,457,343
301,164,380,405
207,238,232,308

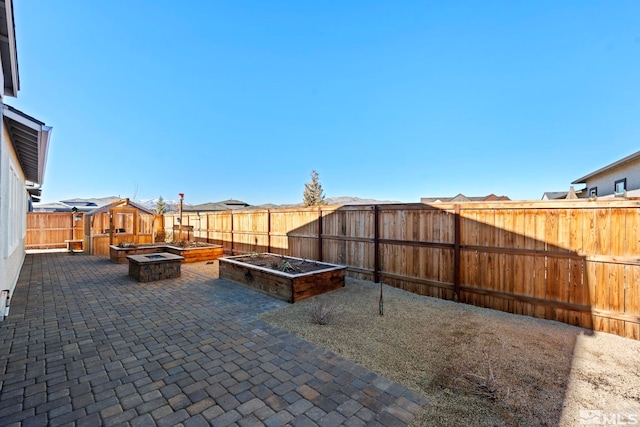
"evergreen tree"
303,170,326,206
156,196,166,215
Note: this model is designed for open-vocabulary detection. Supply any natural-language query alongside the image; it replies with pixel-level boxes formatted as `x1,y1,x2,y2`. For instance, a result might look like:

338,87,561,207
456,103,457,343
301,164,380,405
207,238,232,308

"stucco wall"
0,118,27,298
583,158,640,197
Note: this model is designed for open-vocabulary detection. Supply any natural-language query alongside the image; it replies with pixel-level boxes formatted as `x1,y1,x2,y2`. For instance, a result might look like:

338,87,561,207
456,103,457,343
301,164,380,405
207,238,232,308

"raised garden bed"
110,243,223,264
219,253,346,303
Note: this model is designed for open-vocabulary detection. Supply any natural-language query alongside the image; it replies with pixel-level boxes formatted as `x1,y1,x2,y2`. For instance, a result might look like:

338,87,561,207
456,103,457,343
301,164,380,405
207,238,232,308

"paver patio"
0,253,426,426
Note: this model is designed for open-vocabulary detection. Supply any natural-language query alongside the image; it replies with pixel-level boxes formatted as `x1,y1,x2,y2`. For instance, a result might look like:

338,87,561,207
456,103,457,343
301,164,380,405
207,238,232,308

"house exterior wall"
581,158,640,198
0,113,28,299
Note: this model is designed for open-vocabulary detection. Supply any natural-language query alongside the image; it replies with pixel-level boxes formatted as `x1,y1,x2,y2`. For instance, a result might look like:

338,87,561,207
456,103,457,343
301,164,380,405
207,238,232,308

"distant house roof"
541,191,569,200
219,199,250,207
571,150,640,185
64,201,98,207
183,199,250,212
420,193,511,203
26,185,42,203
32,202,76,212
60,196,120,207
33,197,121,213
183,202,229,212
3,104,52,184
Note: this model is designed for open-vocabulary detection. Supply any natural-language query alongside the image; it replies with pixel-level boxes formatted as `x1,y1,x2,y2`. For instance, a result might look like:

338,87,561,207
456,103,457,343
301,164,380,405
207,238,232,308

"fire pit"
127,252,184,282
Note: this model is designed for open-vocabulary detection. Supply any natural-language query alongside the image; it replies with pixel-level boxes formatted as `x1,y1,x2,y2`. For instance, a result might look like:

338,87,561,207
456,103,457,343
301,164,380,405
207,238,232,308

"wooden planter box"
111,245,160,262
110,244,223,264
174,245,224,263
219,254,346,303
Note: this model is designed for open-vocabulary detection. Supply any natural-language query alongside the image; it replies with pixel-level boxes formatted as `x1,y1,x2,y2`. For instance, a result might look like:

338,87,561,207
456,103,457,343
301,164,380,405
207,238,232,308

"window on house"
614,178,626,195
588,187,597,197
4,162,26,255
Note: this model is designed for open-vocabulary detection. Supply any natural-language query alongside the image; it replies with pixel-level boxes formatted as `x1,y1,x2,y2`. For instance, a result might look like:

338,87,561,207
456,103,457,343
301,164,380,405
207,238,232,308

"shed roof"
86,198,155,216
572,150,640,184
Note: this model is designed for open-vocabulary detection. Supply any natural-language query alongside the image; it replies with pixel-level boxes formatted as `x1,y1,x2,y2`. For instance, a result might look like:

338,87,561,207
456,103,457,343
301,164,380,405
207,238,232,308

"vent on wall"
0,290,9,320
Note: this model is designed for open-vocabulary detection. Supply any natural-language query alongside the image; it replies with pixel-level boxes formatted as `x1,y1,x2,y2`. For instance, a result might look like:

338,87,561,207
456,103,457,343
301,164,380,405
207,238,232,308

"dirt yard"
186,262,640,426
259,281,640,426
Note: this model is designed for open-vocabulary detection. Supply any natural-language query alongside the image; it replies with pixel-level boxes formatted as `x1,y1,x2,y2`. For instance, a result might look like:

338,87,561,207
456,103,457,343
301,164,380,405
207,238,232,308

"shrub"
451,340,513,401
311,302,336,325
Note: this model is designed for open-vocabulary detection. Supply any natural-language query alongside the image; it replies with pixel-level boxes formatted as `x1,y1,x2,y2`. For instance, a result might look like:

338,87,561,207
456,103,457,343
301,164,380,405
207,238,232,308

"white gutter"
38,125,52,184
3,0,19,97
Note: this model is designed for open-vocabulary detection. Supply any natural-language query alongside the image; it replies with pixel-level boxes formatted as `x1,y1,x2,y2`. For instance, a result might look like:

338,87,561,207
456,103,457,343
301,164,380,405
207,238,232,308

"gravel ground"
185,261,640,427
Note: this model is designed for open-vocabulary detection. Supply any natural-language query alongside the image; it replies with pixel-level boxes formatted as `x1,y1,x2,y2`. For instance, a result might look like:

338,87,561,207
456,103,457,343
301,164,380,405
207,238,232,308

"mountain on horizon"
324,196,403,205
251,196,404,209
38,195,402,213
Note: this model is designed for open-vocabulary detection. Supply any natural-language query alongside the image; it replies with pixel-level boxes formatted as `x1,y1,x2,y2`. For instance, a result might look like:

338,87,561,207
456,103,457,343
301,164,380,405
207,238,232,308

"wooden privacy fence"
26,212,84,249
165,200,640,340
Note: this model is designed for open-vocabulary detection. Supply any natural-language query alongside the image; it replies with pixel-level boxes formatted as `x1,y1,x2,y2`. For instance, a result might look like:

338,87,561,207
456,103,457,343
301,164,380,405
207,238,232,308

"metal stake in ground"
379,281,384,316
178,193,184,241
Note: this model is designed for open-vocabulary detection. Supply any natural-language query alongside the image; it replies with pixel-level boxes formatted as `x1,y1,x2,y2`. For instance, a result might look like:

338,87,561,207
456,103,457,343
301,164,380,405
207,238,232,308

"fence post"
267,209,271,254
317,207,323,262
374,205,380,283
453,204,461,301
230,211,234,255
206,213,210,243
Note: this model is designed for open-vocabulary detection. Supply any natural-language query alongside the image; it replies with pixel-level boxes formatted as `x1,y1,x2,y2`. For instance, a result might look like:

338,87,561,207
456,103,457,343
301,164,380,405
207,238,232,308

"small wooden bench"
65,239,83,252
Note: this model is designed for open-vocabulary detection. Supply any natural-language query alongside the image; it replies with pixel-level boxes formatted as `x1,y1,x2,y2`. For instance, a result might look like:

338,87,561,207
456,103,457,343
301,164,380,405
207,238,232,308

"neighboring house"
420,194,511,203
183,199,250,213
61,196,120,209
33,196,120,212
0,1,53,318
570,150,640,198
542,191,569,200
541,186,579,200
31,201,77,212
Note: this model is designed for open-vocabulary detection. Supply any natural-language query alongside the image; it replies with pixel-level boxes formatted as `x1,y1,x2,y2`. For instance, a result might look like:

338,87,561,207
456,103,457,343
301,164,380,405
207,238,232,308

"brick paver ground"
0,253,425,426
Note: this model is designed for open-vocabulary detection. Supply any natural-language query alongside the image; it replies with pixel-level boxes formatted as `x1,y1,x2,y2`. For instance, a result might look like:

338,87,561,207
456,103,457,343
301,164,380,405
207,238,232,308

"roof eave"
3,105,52,185
572,150,640,184
1,0,19,97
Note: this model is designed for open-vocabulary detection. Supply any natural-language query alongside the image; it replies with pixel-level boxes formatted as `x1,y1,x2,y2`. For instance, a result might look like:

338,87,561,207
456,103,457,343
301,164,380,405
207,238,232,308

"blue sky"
10,1,640,205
